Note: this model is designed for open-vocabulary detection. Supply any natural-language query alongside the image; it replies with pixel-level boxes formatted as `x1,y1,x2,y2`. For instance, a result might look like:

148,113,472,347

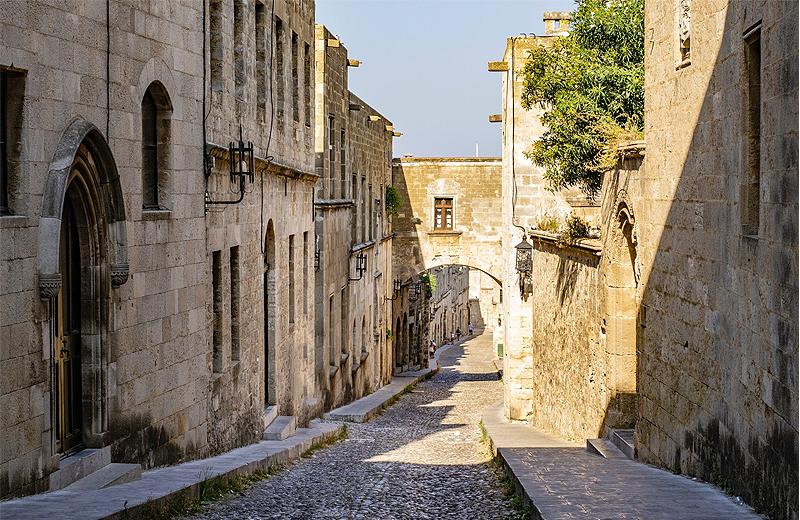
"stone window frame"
434,197,455,230
741,22,762,239
676,0,691,70
141,82,173,213
275,17,285,119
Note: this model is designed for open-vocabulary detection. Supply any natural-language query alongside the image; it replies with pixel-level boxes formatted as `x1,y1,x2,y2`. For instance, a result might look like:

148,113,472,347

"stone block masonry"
0,0,322,499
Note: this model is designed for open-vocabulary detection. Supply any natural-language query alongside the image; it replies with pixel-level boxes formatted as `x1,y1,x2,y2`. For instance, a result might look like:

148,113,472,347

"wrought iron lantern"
229,126,254,186
515,234,533,297
205,125,254,206
409,282,421,302
386,278,402,301
349,252,367,281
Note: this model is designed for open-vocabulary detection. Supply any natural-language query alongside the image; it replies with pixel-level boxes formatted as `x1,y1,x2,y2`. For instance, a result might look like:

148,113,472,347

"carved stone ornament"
110,263,130,288
39,273,62,300
679,0,691,59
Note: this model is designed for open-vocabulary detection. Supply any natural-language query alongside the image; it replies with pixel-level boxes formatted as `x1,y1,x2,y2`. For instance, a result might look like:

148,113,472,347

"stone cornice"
314,199,354,209
528,229,603,255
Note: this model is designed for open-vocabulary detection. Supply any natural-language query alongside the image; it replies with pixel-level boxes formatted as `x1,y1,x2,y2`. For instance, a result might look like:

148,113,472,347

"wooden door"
55,197,83,455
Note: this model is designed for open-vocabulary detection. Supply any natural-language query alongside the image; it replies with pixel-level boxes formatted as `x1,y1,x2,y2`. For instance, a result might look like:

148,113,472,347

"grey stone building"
0,0,323,498
313,24,395,411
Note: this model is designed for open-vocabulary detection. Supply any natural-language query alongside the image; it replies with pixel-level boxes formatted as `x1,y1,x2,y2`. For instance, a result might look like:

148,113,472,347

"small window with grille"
434,197,453,230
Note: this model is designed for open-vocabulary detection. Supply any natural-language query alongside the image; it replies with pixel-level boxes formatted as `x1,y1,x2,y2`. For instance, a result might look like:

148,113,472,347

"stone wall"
525,236,605,441
204,0,318,446
640,2,797,517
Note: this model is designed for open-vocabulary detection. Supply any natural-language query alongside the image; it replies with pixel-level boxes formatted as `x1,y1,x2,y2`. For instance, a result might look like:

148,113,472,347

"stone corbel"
110,263,130,288
38,273,62,301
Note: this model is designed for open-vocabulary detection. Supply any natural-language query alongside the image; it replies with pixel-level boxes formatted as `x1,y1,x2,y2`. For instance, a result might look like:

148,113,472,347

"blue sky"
316,0,575,158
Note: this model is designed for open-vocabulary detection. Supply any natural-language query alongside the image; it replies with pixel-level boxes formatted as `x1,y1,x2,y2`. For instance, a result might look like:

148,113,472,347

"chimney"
543,11,571,35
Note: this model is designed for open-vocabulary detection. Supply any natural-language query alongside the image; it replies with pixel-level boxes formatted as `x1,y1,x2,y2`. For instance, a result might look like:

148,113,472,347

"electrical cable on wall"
260,0,277,258
509,36,527,235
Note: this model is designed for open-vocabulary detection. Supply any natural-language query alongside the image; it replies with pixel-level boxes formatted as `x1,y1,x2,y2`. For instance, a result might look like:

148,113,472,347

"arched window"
141,89,158,208
141,83,172,210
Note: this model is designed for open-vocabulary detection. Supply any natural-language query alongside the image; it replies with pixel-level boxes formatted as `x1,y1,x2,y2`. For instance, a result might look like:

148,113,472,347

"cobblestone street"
193,333,516,520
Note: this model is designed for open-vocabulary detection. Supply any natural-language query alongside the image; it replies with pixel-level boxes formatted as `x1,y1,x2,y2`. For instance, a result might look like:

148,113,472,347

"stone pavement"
192,332,520,519
0,420,344,520
482,400,764,520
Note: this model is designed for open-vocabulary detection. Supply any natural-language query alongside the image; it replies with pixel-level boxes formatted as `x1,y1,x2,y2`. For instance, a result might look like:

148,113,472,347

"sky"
315,0,575,158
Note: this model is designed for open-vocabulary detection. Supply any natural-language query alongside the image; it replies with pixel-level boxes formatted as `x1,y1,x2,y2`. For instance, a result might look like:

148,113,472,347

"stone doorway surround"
36,119,129,452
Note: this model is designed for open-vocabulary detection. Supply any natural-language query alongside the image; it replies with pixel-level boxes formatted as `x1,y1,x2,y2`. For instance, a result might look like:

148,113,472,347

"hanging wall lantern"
205,125,254,207
229,125,254,186
515,234,533,297
349,252,367,282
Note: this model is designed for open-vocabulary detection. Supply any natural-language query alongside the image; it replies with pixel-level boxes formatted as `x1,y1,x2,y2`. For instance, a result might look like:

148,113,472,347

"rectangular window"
304,42,312,127
434,198,453,230
230,246,240,361
1,68,23,216
361,176,366,243
292,32,299,122
742,27,761,236
0,69,7,214
234,0,245,98
329,295,335,366
328,116,335,197
340,287,347,361
210,0,224,91
340,129,346,198
288,234,295,324
212,250,223,373
256,3,267,109
275,18,284,118
368,183,373,241
303,231,309,314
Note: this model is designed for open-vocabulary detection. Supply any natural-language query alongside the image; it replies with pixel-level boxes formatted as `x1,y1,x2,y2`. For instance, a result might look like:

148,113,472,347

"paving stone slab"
0,421,344,520
482,401,763,520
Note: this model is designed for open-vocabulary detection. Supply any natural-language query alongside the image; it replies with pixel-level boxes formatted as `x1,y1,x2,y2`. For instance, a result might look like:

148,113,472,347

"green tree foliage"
385,185,402,217
521,0,644,196
420,272,437,295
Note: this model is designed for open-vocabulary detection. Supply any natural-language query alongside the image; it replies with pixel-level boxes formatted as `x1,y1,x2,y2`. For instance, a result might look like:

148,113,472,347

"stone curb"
0,421,345,520
324,366,438,423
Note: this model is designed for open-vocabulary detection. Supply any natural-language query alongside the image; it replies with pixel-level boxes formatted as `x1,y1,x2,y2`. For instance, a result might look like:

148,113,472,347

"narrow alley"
193,333,516,520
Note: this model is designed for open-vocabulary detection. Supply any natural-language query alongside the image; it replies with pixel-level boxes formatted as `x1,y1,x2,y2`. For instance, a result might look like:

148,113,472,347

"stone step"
586,438,628,459
63,463,142,491
49,446,112,491
264,405,278,429
611,429,635,459
263,415,296,440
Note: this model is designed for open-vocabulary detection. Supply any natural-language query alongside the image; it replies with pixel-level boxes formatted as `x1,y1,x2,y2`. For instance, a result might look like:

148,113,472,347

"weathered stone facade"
495,5,798,519
427,265,470,347
638,2,798,517
0,0,323,498
313,25,394,411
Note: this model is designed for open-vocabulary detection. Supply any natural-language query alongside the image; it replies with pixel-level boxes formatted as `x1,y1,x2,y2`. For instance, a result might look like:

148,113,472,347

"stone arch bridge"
391,157,503,284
